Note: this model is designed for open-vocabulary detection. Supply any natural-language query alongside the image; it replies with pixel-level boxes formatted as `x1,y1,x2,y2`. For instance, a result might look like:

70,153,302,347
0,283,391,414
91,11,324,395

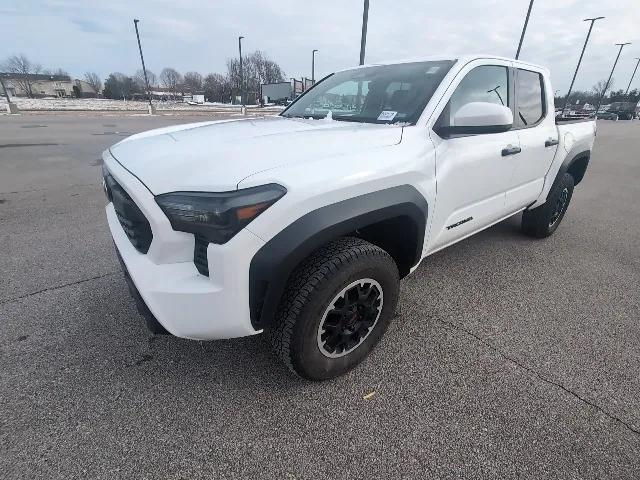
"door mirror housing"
436,102,514,137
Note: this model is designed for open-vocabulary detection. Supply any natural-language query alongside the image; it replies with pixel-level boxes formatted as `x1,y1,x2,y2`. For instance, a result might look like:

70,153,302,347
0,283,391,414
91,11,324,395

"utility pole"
562,16,604,116
515,0,534,59
0,77,10,102
0,76,18,113
596,42,631,113
312,49,318,84
359,0,369,65
133,19,155,115
238,36,245,112
625,57,640,95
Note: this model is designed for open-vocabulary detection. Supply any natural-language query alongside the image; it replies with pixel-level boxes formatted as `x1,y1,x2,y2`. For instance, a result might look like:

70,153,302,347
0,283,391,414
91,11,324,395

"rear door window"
515,69,545,127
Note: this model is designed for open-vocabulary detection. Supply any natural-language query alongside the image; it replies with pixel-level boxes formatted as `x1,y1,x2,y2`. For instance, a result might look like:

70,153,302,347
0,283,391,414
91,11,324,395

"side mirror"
436,102,513,137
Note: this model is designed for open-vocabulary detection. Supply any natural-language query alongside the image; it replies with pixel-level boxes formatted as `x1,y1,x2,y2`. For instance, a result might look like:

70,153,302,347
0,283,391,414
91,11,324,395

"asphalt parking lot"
1,113,639,479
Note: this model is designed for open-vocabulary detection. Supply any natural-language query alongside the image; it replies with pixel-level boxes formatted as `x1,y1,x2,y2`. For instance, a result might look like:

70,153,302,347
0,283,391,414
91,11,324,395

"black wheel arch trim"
549,149,590,195
249,185,428,329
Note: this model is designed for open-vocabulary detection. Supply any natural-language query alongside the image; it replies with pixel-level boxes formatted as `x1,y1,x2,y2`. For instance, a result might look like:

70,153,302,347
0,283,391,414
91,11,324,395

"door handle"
501,145,521,156
545,138,559,147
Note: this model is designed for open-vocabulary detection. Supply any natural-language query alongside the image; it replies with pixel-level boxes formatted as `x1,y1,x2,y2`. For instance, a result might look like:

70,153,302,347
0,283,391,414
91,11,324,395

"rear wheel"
522,172,574,238
268,237,399,380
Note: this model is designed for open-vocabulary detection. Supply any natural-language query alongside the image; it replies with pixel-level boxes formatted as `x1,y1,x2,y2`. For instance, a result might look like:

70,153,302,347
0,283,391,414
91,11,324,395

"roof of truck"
343,54,549,74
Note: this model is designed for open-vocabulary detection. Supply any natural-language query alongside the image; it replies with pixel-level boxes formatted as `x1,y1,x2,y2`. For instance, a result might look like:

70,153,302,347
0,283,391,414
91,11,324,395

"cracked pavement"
1,114,639,479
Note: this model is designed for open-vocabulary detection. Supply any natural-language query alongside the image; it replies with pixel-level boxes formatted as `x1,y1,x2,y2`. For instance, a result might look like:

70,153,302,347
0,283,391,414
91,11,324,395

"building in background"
0,73,98,98
261,77,315,105
261,81,292,104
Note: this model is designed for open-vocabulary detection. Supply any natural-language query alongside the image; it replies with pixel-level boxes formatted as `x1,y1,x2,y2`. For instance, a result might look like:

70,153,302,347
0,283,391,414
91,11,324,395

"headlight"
101,164,113,202
155,184,286,244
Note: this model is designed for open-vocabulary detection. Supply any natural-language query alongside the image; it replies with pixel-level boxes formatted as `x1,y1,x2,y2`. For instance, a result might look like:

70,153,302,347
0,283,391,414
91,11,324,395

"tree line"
94,50,285,103
5,52,638,107
553,79,640,109
1,51,285,103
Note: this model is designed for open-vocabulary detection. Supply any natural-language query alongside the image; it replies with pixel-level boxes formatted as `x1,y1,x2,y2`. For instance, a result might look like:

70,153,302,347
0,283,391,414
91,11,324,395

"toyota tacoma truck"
102,55,596,380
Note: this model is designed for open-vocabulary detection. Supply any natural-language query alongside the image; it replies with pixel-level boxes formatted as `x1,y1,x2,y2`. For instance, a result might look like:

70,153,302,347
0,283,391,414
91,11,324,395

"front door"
427,63,519,254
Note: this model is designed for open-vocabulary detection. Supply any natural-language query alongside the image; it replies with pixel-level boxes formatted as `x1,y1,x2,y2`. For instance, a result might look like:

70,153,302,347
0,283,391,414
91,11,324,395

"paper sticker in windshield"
377,111,397,121
426,66,441,74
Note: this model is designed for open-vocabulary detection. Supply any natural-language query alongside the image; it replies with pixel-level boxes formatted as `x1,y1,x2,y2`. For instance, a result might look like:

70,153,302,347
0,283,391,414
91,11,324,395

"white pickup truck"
102,55,596,380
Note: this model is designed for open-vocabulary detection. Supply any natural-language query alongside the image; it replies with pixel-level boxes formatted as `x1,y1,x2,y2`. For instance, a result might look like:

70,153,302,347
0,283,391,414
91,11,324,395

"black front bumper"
114,247,170,335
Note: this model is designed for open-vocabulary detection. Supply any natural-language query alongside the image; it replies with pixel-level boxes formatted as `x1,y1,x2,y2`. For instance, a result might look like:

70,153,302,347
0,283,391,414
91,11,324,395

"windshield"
281,60,455,125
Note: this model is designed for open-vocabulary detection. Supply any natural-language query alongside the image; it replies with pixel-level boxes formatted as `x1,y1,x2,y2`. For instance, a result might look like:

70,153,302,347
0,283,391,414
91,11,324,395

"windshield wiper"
283,113,378,123
330,116,362,123
284,113,334,120
331,115,402,124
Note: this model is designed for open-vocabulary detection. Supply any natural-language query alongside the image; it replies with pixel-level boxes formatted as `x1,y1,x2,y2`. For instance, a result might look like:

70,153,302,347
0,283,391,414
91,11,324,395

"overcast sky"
2,0,639,94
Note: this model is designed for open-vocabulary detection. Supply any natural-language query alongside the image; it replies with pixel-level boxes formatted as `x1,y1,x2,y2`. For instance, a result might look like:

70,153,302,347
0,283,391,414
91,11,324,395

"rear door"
427,61,520,253
506,68,558,210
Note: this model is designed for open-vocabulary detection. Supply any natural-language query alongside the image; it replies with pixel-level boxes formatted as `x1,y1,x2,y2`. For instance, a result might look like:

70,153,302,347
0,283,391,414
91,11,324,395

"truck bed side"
530,119,597,209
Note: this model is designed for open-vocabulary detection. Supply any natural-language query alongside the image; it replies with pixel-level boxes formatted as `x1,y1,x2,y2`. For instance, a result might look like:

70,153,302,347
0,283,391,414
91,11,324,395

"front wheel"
522,172,575,238
268,237,399,380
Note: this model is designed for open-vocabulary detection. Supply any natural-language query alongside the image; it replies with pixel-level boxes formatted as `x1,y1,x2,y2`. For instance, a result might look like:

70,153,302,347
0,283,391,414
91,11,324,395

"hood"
108,116,402,194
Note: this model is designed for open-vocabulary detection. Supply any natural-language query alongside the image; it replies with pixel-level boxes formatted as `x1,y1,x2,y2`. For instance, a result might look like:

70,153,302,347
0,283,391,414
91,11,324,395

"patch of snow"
0,97,285,113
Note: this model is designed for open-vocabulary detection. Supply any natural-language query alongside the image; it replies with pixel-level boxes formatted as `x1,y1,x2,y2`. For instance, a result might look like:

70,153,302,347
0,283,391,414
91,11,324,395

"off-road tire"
268,237,399,381
522,172,575,238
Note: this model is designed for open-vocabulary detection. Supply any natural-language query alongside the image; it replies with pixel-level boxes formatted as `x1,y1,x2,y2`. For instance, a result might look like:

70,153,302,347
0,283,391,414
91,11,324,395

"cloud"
72,18,111,34
0,0,638,93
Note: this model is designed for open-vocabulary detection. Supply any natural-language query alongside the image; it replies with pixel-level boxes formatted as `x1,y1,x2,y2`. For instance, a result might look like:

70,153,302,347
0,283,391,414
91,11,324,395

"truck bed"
530,118,596,210
555,116,594,124
556,119,597,151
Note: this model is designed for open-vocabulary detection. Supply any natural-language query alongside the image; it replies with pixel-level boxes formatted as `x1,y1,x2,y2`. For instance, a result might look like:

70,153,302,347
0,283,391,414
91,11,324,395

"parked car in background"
102,55,597,380
596,111,619,120
607,101,637,120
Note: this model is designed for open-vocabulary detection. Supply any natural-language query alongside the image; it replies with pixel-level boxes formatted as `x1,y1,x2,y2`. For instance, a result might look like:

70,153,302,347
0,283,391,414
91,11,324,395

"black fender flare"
551,150,591,193
248,185,429,329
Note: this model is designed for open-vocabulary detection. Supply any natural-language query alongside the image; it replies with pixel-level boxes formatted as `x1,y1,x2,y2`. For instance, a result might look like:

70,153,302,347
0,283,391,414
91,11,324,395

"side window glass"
516,69,544,127
439,65,509,128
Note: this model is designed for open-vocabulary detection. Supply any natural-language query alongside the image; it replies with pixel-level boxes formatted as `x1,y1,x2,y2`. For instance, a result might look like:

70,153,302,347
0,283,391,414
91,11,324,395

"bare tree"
203,73,231,103
134,69,157,90
103,72,141,100
592,79,614,100
83,72,103,96
250,51,286,85
160,67,182,99
226,51,285,103
147,70,157,89
183,71,203,92
1,54,43,98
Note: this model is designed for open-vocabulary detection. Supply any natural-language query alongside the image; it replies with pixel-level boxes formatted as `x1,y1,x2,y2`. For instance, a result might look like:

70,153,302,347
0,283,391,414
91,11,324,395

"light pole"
562,16,604,116
515,0,534,59
312,49,318,84
133,19,154,114
0,76,9,102
359,0,369,65
238,36,245,110
596,42,632,112
0,77,10,102
0,76,18,113
625,57,640,95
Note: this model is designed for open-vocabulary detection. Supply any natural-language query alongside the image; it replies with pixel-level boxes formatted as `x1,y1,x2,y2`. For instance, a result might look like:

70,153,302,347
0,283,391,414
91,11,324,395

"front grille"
194,235,209,276
104,170,153,254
